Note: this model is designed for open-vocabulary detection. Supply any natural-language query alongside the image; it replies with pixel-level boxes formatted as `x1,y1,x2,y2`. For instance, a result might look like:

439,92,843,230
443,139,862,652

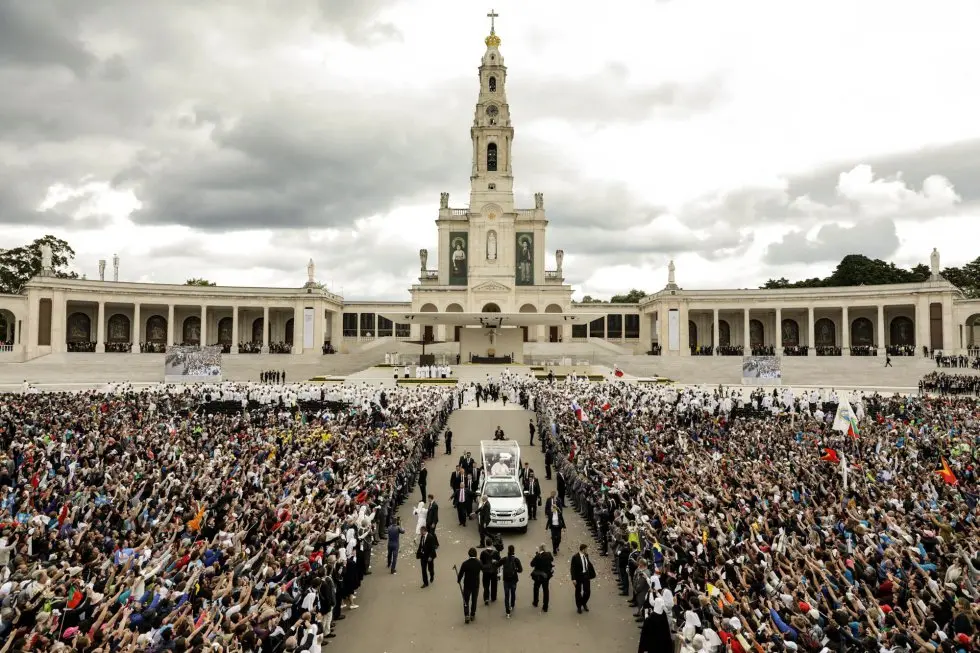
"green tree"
0,235,78,294
185,278,217,286
578,295,607,303
610,289,648,303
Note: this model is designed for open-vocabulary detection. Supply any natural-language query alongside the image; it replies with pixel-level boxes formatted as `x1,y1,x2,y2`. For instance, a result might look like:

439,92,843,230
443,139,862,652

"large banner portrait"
515,232,534,286
741,355,782,385
449,232,468,286
164,345,223,383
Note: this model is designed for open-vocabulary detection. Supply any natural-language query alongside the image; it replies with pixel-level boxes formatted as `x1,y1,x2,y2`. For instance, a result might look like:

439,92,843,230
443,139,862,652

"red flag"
820,448,840,464
67,588,84,610
30,474,39,489
58,504,69,527
936,457,958,486
614,365,624,378
354,490,369,504
601,401,611,411
194,611,208,628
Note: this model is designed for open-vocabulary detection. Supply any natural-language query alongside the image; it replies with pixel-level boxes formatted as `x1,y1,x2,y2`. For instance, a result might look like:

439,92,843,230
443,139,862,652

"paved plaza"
331,403,640,653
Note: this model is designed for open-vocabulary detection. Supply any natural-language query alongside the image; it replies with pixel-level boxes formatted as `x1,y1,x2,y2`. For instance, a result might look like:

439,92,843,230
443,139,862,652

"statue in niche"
40,244,52,270
556,249,564,274
307,258,315,284
931,248,940,277
419,249,428,270
487,231,497,261
440,192,449,209
534,192,544,209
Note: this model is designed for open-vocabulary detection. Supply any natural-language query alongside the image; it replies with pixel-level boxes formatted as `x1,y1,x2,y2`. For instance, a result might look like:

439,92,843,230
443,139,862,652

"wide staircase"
613,354,950,390
0,350,385,386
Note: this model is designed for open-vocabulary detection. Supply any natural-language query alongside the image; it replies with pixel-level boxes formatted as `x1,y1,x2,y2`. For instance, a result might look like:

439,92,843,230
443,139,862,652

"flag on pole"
936,457,958,485
571,401,589,422
820,448,840,464
840,451,848,492
832,401,860,438
614,365,624,378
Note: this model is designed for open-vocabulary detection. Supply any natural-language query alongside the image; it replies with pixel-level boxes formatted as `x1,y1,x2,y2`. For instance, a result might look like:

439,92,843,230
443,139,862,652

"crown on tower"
485,32,501,47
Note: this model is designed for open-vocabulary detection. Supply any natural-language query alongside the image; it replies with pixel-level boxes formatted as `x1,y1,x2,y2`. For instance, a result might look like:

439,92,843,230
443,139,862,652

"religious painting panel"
718,320,731,347
146,316,167,343
851,317,874,346
251,318,264,344
749,319,764,347
107,314,131,343
815,318,836,346
515,232,534,286
781,319,799,347
67,312,91,343
890,316,914,346
449,232,468,286
217,317,233,345
182,316,201,345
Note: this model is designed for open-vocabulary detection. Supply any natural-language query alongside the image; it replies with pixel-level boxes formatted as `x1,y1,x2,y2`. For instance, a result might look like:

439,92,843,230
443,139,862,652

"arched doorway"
749,319,764,347
420,303,438,342
67,312,91,343
251,318,264,344
851,317,874,346
146,315,167,344
965,314,980,349
482,303,501,312
545,304,562,341
781,319,799,347
107,314,131,343
890,316,914,346
217,317,233,345
446,303,463,341
718,320,731,347
0,310,12,344
815,318,836,346
688,321,698,349
182,316,201,345
285,318,294,346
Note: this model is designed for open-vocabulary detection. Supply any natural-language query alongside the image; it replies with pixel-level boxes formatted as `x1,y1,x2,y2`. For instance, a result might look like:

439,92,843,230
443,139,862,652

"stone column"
712,308,719,354
167,304,175,346
96,301,105,352
230,306,239,354
680,305,690,356
294,304,305,355
200,306,208,348
132,303,141,353
915,296,929,350
743,309,750,352
807,307,815,355
942,298,954,352
774,307,782,350
841,306,849,354
877,305,885,348
331,310,343,352
262,307,270,353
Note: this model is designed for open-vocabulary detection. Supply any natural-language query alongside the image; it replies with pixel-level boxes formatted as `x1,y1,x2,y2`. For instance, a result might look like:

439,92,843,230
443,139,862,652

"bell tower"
469,9,515,212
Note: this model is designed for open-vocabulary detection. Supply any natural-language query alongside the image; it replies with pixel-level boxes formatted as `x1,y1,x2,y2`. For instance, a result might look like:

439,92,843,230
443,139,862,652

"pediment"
472,280,510,292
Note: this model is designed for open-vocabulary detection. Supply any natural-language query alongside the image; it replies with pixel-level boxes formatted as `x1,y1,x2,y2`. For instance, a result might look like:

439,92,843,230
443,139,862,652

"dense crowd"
0,382,454,651
922,373,980,397
534,381,979,653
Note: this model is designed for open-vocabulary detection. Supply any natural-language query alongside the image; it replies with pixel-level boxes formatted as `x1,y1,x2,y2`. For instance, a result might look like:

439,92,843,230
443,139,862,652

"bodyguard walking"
570,543,596,614
500,544,524,618
457,548,483,624
529,544,554,612
387,517,405,574
416,525,438,588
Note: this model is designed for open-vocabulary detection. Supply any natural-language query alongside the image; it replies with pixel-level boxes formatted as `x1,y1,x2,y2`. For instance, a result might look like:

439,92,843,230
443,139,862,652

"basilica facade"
1,21,979,363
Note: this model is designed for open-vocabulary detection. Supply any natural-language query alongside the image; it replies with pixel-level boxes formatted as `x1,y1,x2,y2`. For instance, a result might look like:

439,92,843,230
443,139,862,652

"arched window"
488,76,496,92
487,143,497,171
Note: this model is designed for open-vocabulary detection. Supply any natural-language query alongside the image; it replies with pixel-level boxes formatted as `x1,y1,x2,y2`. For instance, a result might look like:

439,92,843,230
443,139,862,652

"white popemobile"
479,440,528,533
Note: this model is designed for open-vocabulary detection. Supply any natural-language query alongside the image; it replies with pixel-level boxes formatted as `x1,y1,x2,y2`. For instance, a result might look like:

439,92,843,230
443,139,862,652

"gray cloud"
763,218,900,265
0,1,97,75
511,64,725,124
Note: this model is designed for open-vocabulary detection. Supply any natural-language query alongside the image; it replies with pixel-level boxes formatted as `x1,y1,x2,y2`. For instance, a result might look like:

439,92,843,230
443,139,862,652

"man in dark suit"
418,464,427,500
454,482,471,526
416,525,438,587
425,494,439,534
544,447,554,480
445,429,453,454
544,490,558,525
528,419,536,445
524,471,541,520
477,495,492,547
569,543,596,613
457,547,483,623
450,466,464,493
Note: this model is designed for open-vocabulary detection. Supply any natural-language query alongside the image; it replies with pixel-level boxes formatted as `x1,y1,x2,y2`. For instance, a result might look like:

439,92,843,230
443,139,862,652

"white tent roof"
379,312,593,327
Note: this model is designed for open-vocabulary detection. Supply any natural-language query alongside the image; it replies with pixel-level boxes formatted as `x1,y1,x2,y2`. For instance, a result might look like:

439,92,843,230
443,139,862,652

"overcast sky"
3,0,979,300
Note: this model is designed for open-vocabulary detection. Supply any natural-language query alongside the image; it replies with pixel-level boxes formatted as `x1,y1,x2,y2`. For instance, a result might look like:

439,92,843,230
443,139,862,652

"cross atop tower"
487,9,498,34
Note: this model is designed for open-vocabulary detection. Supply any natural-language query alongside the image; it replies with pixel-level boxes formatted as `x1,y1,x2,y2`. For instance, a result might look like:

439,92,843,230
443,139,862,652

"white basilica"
2,18,980,367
